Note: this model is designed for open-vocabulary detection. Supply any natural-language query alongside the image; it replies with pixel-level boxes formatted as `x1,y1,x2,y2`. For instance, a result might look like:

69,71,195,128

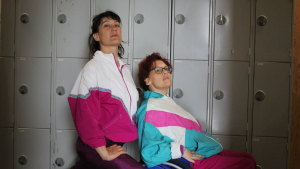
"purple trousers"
71,137,144,169
191,150,256,169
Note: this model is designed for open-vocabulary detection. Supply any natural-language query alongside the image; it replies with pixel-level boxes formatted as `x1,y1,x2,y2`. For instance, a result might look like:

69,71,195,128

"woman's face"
93,17,122,48
145,60,172,93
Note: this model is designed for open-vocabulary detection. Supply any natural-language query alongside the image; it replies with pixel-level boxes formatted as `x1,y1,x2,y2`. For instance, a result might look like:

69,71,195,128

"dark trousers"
71,137,144,169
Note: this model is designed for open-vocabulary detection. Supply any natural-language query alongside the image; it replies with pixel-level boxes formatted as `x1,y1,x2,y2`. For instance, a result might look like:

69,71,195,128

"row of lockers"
0,57,290,137
1,0,293,62
0,128,288,169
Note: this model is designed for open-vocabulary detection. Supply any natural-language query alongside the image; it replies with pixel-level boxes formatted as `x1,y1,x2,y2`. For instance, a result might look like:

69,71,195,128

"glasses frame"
150,66,172,74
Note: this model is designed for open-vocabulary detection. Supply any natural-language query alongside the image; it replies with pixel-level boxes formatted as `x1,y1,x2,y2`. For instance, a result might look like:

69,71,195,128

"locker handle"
213,90,224,100
257,15,267,26
58,14,67,24
55,158,65,167
134,14,144,24
254,90,265,101
18,155,27,165
175,14,185,24
20,13,29,24
56,86,66,96
19,85,28,95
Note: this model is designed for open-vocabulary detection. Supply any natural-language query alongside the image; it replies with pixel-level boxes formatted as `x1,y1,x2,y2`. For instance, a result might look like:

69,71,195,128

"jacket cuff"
170,142,182,159
82,137,106,149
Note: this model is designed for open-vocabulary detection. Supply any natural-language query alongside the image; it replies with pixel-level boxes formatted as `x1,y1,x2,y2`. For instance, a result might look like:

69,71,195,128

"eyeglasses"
150,66,172,74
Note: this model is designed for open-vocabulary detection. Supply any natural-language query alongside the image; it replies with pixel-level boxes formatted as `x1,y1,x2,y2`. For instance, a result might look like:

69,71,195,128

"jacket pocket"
102,114,122,131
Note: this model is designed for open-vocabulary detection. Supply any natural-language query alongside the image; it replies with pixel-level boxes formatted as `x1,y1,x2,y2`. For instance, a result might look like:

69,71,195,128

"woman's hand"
95,144,127,161
182,148,204,163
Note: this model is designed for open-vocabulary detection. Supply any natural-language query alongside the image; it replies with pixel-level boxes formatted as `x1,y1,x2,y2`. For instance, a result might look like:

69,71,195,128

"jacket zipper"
102,114,122,130
112,54,132,119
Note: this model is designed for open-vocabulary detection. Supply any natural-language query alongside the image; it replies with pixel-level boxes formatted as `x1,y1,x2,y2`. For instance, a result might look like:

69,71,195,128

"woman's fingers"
192,154,204,159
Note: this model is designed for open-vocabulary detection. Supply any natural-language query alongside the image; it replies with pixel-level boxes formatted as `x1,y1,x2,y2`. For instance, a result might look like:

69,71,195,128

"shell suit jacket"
135,91,223,167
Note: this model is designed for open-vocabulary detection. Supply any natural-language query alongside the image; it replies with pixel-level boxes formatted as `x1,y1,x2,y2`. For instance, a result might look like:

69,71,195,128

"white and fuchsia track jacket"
68,51,139,149
135,91,223,168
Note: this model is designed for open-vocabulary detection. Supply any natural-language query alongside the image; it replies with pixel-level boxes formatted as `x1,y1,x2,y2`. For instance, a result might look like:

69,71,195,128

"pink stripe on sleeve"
145,110,203,133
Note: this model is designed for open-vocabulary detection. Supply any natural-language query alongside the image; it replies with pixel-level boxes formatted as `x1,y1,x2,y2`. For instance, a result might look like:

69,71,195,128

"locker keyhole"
18,155,27,165
55,158,65,167
134,14,144,24
20,13,29,24
216,15,227,25
254,90,265,101
19,85,28,95
56,86,66,96
175,14,185,24
173,88,184,99
213,90,224,100
58,14,67,24
257,15,267,26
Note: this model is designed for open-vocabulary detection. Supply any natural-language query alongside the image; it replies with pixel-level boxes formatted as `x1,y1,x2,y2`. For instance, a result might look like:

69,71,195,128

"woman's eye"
104,24,109,27
115,24,120,27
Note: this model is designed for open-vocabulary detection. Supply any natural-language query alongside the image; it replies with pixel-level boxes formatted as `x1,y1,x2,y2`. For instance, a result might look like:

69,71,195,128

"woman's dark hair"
138,53,173,91
88,11,124,58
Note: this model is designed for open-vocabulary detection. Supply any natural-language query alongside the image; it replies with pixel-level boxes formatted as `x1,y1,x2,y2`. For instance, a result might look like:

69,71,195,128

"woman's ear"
93,33,100,42
144,78,151,86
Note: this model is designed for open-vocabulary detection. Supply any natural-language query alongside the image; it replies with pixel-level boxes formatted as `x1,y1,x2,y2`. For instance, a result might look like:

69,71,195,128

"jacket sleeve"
68,66,106,149
136,102,183,168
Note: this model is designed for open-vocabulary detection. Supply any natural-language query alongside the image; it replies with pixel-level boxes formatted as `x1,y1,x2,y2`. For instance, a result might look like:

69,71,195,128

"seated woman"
135,52,256,169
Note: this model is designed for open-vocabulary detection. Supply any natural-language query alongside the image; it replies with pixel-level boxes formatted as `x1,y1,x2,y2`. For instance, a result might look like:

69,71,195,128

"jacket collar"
93,50,126,67
143,91,165,100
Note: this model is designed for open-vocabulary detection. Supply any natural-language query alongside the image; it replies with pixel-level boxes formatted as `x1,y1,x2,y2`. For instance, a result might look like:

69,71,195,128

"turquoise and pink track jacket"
135,91,223,167
68,51,139,149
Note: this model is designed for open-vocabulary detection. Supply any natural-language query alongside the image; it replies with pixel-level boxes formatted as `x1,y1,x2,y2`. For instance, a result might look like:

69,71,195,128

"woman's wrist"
95,146,108,160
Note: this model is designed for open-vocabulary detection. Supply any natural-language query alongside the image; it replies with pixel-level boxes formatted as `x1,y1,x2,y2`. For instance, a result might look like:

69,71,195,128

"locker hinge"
248,48,251,56
287,124,290,132
290,49,292,57
289,68,292,76
246,142,248,150
248,67,251,75
246,123,249,131
287,143,289,151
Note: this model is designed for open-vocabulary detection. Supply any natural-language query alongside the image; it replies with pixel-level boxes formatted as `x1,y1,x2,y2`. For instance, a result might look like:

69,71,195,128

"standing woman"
68,11,144,169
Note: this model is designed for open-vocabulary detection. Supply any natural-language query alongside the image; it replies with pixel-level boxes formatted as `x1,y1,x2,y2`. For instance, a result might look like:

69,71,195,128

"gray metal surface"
0,128,13,169
96,0,130,58
172,60,208,131
215,0,251,61
212,61,249,135
16,58,51,128
18,0,52,57
213,135,246,152
1,0,15,57
253,62,290,137
16,128,50,169
56,0,90,58
56,58,88,130
173,0,209,60
252,137,287,169
54,130,78,169
132,59,142,88
255,0,292,62
0,58,14,127
133,0,169,58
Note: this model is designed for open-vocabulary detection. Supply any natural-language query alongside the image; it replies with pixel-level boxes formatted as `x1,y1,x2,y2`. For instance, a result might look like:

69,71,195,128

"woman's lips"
163,77,169,80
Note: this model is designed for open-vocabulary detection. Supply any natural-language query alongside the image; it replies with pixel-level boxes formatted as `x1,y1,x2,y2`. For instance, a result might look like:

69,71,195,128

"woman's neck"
100,46,119,66
150,88,168,96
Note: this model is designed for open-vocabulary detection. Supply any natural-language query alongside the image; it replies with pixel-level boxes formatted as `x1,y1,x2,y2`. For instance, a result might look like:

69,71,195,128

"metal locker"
0,57,14,127
253,62,290,137
18,0,52,58
16,129,50,169
0,128,13,169
95,0,130,58
16,58,51,128
255,0,292,62
1,0,15,57
213,135,246,153
172,60,208,131
56,58,88,130
215,0,251,61
173,0,209,60
212,61,249,135
252,137,288,169
54,130,78,169
126,139,140,161
120,58,128,64
56,0,90,58
132,59,144,106
133,0,170,59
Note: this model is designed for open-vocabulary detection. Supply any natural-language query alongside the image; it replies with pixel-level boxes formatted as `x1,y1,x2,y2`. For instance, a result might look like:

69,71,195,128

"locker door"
16,129,50,169
172,60,208,131
1,0,15,57
56,0,90,58
173,0,209,60
253,62,290,137
0,58,14,127
18,0,52,58
0,128,13,169
255,0,292,62
56,58,88,130
16,58,51,128
54,130,78,169
133,0,170,58
95,0,130,58
215,0,251,61
213,135,246,152
127,140,140,161
132,59,143,106
252,137,287,169
212,61,248,135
